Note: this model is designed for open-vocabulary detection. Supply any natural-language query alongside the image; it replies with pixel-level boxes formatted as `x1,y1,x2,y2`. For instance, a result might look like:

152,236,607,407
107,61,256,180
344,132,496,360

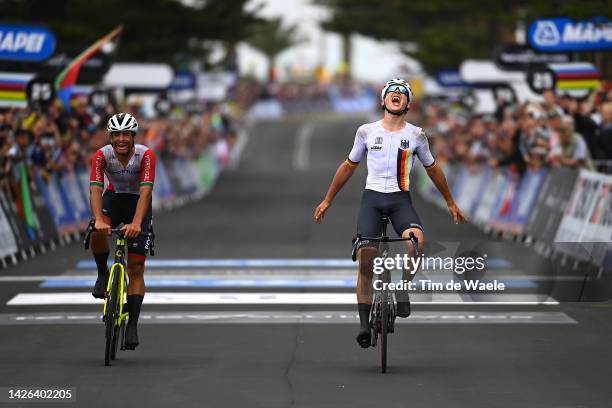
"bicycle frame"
83,218,155,365
351,216,419,373
102,237,129,325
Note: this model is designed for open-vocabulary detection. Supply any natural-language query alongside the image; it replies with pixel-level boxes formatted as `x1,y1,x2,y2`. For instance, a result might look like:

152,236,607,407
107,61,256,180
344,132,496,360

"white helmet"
381,78,413,105
107,113,138,133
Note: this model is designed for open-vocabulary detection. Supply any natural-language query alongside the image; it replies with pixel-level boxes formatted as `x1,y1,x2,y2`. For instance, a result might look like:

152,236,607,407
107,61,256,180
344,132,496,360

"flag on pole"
55,25,123,111
18,163,37,240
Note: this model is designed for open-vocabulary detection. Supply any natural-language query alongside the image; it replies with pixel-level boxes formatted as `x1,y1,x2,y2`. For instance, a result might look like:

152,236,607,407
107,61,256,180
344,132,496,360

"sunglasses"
385,84,410,96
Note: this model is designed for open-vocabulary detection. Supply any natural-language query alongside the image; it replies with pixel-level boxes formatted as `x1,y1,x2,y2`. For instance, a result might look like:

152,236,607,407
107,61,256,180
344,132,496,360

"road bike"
84,219,155,366
351,216,419,373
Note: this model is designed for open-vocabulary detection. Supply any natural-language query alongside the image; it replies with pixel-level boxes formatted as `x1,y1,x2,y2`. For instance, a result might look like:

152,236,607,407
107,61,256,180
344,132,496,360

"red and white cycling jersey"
90,144,156,194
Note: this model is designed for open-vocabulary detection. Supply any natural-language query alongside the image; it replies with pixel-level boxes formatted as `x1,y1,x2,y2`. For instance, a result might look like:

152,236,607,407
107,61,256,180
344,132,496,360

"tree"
245,17,305,82
315,0,612,75
0,0,262,65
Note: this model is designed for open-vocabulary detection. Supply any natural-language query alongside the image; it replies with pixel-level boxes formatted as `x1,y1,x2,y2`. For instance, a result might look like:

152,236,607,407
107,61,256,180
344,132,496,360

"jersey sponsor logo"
143,155,151,181
108,169,139,175
370,145,382,151
94,155,105,182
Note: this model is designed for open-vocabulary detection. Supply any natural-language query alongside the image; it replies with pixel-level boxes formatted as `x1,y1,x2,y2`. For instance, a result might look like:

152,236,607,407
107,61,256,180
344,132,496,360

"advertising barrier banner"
174,157,200,195
0,189,31,251
555,170,612,263
59,171,90,229
29,179,59,243
152,158,175,209
472,169,507,228
0,197,17,257
508,168,547,234
489,171,518,232
525,167,579,242
34,171,77,235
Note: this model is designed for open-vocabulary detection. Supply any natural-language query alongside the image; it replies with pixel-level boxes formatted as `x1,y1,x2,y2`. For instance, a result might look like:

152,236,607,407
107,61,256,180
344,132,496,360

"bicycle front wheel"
104,265,120,366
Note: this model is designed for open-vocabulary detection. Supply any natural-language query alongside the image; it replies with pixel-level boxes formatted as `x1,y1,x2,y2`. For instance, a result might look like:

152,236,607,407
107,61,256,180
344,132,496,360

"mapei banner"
0,25,56,61
528,18,612,52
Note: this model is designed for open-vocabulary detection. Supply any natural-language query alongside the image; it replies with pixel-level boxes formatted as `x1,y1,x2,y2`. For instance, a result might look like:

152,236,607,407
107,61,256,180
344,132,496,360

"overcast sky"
237,0,421,84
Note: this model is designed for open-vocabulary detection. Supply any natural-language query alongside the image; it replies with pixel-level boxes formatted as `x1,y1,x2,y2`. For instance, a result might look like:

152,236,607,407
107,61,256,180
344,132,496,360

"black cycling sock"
127,294,144,326
94,252,109,278
358,303,371,329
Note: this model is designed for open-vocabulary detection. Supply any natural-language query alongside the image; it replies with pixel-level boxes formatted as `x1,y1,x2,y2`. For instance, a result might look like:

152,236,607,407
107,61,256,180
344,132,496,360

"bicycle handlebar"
351,233,418,262
83,219,155,256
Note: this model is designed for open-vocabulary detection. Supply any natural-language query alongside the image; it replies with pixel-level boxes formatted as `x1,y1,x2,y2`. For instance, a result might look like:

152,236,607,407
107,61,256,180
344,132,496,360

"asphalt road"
1,114,611,408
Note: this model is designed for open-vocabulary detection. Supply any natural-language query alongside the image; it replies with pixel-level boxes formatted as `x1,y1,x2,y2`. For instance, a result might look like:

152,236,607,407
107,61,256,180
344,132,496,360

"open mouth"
392,95,401,103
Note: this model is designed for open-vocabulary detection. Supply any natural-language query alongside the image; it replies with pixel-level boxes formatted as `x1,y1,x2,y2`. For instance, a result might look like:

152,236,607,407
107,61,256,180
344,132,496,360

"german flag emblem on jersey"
396,147,411,191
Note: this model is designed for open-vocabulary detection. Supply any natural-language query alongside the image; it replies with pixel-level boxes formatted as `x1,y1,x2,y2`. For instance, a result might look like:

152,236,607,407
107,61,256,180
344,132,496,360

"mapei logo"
529,18,612,51
533,21,561,46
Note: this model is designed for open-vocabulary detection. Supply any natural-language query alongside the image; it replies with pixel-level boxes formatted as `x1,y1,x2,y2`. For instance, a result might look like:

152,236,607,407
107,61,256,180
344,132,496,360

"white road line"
6,292,561,306
0,273,586,282
228,127,250,169
0,311,576,325
293,123,315,170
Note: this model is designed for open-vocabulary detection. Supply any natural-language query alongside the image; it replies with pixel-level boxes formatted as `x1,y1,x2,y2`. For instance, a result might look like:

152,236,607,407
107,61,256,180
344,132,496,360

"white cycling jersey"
348,120,435,193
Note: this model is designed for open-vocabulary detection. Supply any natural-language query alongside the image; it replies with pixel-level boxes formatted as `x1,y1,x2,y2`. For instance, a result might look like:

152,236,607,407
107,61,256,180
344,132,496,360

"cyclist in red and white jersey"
89,112,156,350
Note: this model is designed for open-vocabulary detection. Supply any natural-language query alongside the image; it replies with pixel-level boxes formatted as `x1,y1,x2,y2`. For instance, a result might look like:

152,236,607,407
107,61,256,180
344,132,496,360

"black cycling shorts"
101,190,153,259
357,189,423,239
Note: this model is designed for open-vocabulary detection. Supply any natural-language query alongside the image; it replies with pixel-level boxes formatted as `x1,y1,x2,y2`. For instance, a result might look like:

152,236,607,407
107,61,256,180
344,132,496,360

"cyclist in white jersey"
89,113,156,350
314,78,467,348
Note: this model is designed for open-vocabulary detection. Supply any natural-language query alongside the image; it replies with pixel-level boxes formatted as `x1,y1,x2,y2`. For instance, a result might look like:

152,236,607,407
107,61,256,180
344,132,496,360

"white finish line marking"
6,292,560,306
0,311,576,325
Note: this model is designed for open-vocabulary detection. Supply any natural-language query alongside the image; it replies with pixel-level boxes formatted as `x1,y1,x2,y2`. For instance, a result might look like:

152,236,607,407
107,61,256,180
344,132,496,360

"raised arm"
314,126,366,223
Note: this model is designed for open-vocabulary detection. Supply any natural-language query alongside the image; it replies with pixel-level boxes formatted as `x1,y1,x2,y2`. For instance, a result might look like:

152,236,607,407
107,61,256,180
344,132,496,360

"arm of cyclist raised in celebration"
314,160,358,223
425,163,468,224
122,150,156,238
314,125,367,224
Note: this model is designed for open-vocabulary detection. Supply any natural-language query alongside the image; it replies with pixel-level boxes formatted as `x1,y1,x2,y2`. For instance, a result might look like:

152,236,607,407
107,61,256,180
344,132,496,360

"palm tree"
245,17,306,82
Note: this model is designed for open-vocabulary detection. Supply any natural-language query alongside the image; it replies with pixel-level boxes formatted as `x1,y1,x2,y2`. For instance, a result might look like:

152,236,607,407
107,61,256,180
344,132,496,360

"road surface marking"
6,292,560,306
0,311,575,325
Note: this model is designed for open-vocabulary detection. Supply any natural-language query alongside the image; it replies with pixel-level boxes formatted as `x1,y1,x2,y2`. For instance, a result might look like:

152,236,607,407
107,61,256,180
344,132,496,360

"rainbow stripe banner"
549,63,600,95
0,72,33,107
55,26,122,110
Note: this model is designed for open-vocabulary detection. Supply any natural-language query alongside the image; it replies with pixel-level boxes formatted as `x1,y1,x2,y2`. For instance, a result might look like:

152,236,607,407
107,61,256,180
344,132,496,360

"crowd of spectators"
415,87,612,174
0,95,239,206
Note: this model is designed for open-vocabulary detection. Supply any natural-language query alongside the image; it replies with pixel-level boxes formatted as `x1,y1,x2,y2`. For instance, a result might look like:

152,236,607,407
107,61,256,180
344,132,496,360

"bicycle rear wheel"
104,265,120,366
381,292,388,373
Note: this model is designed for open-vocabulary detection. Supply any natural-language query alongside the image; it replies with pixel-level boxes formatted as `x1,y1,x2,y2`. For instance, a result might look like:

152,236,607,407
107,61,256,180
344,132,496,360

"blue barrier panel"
59,171,90,229
508,168,547,234
33,170,77,234
153,158,175,206
489,171,515,232
171,157,198,194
